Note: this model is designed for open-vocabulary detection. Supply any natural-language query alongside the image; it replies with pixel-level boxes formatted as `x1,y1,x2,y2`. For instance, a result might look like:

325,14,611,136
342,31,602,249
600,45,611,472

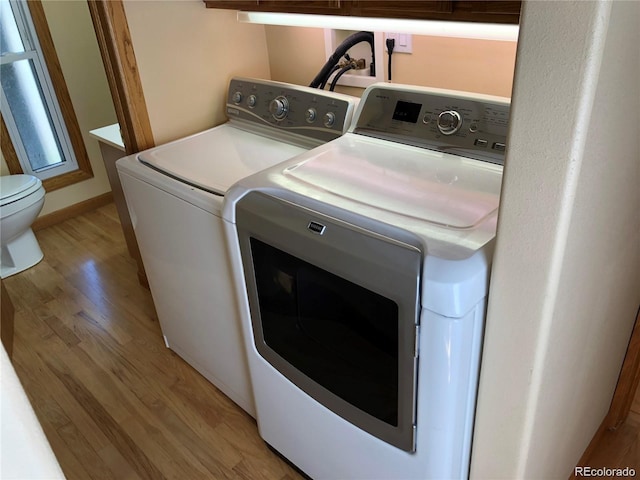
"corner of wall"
471,1,640,478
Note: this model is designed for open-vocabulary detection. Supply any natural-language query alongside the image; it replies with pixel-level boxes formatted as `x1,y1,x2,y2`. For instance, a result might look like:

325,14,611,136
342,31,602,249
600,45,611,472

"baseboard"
33,192,114,231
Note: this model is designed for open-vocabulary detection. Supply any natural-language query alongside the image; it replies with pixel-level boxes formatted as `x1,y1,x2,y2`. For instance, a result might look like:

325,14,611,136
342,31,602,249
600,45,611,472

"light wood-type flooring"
3,203,639,479
579,394,640,476
3,203,303,480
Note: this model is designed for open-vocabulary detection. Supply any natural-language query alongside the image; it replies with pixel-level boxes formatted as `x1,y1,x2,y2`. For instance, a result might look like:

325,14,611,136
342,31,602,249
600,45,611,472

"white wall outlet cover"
384,32,413,54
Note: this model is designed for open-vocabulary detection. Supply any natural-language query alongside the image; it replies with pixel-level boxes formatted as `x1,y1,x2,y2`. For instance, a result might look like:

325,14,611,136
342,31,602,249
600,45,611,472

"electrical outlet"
384,32,412,54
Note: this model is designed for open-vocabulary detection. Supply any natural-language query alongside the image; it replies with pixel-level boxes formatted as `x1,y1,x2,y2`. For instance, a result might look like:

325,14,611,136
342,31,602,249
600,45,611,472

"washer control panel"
353,84,510,164
226,77,356,144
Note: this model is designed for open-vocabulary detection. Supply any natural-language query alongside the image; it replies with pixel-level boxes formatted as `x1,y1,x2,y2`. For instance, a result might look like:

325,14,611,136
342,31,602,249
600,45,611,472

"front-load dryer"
116,77,357,416
223,82,510,477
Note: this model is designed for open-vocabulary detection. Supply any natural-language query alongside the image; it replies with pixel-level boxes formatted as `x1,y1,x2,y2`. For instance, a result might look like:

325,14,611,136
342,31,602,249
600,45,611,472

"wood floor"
3,203,303,480
581,412,640,475
3,202,639,479
579,393,640,475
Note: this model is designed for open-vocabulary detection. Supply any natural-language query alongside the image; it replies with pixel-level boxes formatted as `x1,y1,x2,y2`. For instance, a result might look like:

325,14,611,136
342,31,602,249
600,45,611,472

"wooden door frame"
87,0,154,155
606,306,640,428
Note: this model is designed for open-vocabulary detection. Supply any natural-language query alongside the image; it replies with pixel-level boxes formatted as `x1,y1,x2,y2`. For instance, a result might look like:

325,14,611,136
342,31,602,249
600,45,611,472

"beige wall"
265,26,327,89
471,1,640,478
389,35,516,97
265,25,517,98
1,1,116,217
122,1,271,146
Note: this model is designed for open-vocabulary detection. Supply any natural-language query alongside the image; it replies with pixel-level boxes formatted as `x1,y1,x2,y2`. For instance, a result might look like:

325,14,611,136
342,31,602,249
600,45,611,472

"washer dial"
232,91,243,105
247,94,257,108
305,108,317,123
437,110,463,135
269,96,289,121
323,112,336,128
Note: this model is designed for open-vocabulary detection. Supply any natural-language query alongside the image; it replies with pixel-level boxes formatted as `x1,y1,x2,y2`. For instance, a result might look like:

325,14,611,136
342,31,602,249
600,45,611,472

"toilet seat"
1,175,43,207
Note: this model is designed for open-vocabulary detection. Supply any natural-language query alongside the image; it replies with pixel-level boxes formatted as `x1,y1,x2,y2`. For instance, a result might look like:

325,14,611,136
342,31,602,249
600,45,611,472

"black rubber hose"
309,31,374,89
319,64,344,90
329,64,355,92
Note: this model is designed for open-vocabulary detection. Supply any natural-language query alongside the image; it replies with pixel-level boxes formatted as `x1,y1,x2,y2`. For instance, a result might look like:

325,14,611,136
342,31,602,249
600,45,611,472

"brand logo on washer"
307,221,326,235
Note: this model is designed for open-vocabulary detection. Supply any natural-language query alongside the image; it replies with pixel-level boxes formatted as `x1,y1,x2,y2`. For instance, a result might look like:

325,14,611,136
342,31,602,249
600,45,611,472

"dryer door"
236,191,422,452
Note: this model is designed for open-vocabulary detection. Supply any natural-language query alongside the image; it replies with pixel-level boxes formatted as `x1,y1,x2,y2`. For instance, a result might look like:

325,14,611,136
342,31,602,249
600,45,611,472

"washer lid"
137,124,307,195
283,135,502,229
0,175,42,206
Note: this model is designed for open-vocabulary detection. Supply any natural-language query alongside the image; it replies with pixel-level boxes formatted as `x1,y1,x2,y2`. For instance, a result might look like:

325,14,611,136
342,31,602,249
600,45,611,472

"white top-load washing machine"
223,83,510,478
116,77,357,416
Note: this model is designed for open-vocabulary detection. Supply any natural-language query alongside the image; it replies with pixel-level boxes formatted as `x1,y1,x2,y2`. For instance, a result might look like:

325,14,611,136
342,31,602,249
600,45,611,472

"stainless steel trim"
236,190,422,453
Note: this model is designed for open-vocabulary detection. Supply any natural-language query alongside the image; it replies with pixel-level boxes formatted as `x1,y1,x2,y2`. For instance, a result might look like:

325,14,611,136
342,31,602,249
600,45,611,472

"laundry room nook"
1,1,639,479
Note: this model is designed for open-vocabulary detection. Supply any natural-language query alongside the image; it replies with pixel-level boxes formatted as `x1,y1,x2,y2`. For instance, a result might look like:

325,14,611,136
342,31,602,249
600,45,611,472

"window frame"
1,0,92,192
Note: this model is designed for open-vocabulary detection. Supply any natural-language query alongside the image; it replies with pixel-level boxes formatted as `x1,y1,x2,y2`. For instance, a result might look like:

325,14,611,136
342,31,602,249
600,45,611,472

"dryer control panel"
353,83,510,165
226,77,357,145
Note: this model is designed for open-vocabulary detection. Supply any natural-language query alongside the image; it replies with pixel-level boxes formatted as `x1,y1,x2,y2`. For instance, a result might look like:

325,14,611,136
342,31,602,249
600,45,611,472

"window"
0,0,92,190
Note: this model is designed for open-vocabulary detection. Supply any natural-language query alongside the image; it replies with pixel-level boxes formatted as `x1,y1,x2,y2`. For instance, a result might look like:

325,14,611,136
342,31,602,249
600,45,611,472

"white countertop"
89,123,125,152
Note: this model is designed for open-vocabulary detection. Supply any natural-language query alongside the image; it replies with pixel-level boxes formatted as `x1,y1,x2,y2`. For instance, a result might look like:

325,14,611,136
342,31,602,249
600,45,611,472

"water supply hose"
309,31,375,89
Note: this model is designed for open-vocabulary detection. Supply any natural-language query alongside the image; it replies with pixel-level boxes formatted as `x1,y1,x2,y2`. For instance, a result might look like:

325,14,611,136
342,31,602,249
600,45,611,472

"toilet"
1,174,46,278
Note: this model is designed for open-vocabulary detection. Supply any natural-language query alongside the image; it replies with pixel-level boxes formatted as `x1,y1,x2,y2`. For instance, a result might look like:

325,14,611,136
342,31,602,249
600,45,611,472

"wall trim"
87,0,155,155
33,192,114,231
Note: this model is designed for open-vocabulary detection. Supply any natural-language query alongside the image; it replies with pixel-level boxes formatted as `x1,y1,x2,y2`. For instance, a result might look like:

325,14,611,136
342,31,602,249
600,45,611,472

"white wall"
471,1,640,478
122,1,271,145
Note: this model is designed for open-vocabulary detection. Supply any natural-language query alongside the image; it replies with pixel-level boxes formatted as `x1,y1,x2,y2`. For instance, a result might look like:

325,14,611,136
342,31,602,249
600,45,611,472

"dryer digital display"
392,100,422,123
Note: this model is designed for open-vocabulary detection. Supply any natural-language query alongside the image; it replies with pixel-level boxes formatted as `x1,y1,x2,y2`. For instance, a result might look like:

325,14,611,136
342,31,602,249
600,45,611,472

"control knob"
269,96,289,121
437,110,463,135
247,94,257,108
232,91,243,105
305,108,317,123
323,112,336,128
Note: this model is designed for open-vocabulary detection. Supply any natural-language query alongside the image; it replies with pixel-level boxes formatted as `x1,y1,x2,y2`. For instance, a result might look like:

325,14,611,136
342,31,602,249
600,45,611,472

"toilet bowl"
1,174,46,278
